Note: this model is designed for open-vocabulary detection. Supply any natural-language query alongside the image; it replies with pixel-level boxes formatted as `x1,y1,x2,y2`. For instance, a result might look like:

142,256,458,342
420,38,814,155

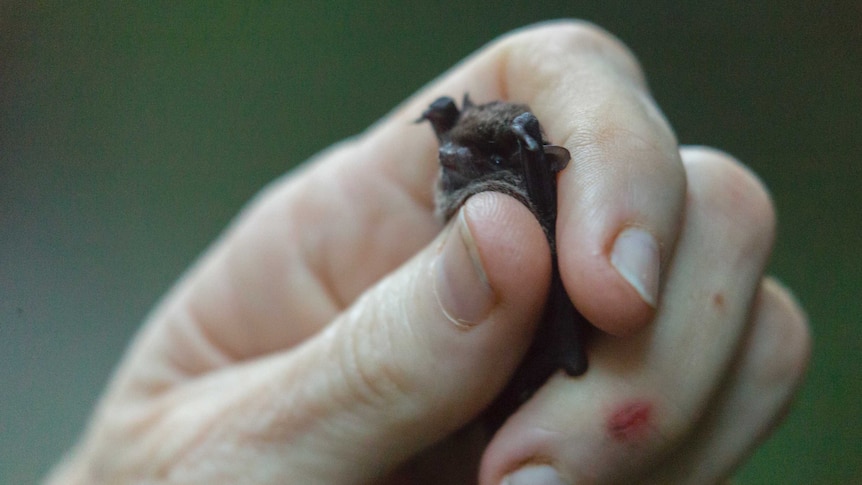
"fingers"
363,21,686,335
486,278,809,485
480,148,784,484
122,194,552,483
643,277,810,484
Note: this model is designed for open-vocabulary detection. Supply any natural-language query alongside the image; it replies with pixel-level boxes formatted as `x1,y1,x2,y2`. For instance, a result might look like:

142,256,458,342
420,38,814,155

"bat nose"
439,143,471,170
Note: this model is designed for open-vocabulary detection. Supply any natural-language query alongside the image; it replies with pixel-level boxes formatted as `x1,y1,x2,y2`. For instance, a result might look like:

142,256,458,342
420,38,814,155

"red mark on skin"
607,401,653,443
713,292,725,310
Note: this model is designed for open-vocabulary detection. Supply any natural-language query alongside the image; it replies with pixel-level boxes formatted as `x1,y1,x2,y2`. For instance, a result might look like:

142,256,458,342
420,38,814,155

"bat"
420,95,590,428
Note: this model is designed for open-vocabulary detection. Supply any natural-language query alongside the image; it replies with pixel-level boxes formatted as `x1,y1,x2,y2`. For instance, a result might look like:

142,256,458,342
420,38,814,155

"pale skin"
46,21,810,485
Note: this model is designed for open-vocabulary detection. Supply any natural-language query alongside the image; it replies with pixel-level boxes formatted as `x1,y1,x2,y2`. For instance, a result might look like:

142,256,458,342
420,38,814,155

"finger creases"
173,193,551,483
480,149,778,485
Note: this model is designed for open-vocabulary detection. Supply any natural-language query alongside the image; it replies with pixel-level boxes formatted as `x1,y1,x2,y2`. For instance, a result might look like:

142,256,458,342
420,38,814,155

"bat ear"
543,144,571,173
418,96,460,138
462,93,475,110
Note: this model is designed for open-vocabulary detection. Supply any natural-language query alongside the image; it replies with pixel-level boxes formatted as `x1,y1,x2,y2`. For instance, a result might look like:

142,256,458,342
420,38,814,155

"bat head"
421,96,531,191
420,95,570,221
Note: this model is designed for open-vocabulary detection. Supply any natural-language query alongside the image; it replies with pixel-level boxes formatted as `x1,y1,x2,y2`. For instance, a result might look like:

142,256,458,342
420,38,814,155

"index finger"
362,20,685,335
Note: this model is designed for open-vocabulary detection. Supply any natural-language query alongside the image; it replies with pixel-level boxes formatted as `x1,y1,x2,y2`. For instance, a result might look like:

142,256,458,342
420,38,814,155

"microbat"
420,95,591,427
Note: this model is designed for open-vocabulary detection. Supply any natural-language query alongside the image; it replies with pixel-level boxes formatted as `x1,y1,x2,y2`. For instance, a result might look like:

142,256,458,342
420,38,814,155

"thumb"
269,192,551,483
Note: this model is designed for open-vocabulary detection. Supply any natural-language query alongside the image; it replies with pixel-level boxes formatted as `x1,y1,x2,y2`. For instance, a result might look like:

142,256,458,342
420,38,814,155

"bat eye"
491,155,504,166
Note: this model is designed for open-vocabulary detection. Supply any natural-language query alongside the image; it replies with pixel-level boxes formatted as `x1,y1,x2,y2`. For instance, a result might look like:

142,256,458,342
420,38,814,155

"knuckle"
555,20,634,57
542,21,641,75
683,146,776,253
757,279,812,387
778,311,813,385
500,20,646,89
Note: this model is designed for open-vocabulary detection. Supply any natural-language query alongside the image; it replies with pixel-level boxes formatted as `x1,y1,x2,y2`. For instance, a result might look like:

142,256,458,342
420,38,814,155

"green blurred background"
1,2,859,483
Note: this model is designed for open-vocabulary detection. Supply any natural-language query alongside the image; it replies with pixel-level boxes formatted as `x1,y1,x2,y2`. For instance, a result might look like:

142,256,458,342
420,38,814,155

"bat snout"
438,143,472,171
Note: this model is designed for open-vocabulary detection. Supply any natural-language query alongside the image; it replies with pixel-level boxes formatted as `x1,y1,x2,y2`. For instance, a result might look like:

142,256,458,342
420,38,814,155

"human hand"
46,21,810,485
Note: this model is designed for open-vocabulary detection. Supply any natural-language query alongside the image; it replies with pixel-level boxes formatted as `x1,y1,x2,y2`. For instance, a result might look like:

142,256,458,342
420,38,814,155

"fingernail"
502,465,568,485
611,227,660,308
434,209,495,327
